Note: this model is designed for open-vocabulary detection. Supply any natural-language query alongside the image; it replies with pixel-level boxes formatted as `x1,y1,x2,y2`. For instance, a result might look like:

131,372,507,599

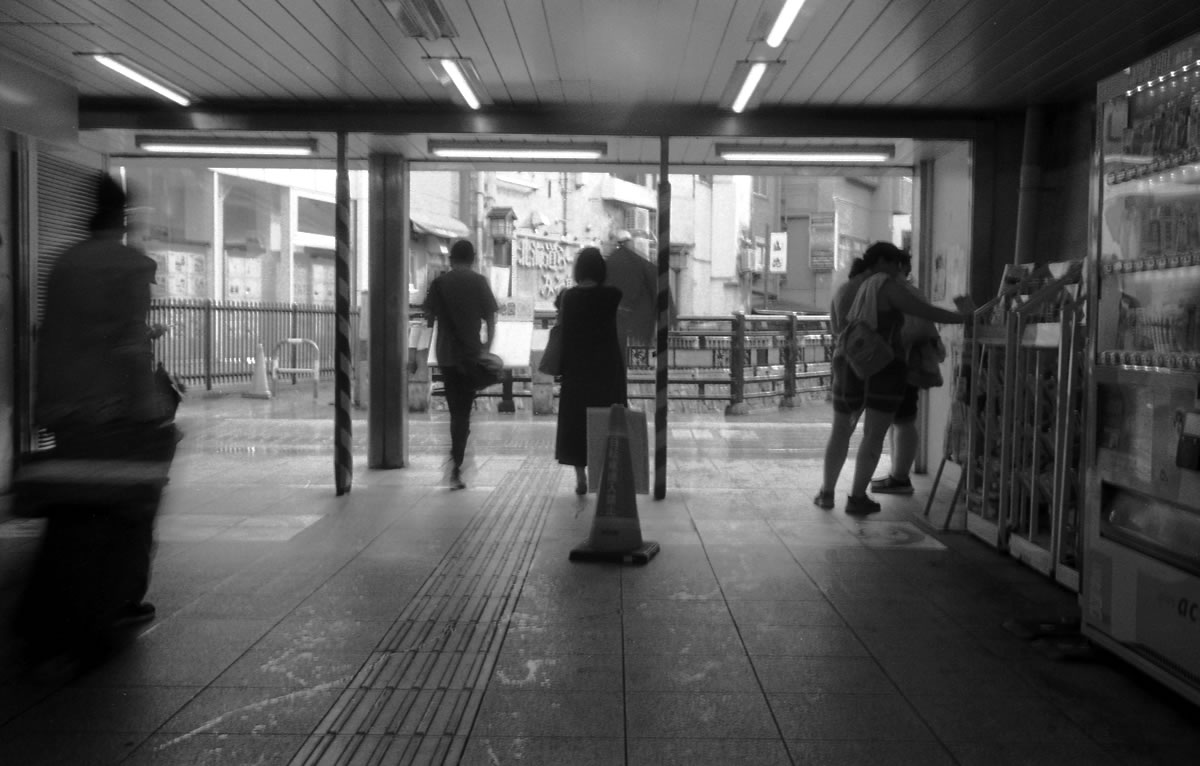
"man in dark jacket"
425,240,498,489
19,173,173,670
604,229,661,354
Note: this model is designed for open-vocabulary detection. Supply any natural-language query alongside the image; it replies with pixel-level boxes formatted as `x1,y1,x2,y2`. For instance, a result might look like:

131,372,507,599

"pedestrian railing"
151,299,834,413
149,298,360,391
419,310,834,414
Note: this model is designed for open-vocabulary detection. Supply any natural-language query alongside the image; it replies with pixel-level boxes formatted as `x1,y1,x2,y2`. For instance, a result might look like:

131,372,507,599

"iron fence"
149,298,360,390
420,309,835,413
152,299,835,413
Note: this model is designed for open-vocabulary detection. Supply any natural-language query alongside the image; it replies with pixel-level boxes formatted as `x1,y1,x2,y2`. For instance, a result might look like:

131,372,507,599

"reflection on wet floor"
3,386,1194,766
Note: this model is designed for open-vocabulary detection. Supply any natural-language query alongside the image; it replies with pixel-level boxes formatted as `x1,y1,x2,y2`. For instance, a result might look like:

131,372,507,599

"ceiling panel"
805,0,933,105
3,0,1200,159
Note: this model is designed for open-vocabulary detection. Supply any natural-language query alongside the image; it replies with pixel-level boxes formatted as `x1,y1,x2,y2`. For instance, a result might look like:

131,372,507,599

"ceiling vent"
384,0,457,40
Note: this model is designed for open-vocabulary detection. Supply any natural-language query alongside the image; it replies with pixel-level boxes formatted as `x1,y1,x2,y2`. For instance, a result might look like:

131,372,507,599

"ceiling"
4,0,1200,168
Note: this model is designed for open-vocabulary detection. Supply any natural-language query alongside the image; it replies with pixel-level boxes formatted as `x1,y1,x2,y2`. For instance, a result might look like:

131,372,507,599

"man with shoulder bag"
425,240,499,490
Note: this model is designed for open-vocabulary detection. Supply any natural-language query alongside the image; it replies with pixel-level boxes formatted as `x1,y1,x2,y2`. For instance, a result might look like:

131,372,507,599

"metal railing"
419,309,835,413
151,299,835,413
149,298,359,391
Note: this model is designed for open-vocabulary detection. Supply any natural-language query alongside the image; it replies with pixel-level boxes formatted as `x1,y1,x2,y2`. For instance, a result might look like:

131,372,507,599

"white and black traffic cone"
242,343,273,399
569,404,660,565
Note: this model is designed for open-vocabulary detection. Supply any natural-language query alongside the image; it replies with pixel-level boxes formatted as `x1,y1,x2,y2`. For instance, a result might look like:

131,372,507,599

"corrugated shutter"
30,153,98,450
35,153,95,322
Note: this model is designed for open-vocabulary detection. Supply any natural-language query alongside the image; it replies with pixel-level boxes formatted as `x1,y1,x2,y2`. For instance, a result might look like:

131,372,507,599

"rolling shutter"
35,153,95,321
25,152,100,451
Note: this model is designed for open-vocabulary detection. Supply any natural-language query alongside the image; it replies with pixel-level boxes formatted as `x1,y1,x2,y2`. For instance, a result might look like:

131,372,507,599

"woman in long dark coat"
554,247,627,494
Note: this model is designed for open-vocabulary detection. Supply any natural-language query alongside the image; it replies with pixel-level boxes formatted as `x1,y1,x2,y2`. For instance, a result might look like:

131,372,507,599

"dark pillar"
368,153,410,468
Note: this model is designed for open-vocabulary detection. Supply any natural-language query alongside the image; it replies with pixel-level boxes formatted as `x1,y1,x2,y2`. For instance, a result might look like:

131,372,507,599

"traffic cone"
569,404,660,565
242,343,273,399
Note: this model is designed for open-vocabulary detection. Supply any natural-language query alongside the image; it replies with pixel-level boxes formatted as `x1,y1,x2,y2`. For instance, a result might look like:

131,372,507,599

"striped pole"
334,132,353,495
655,137,671,500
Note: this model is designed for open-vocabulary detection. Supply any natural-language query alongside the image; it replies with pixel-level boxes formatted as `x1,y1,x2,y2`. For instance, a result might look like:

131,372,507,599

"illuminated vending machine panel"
1084,30,1200,705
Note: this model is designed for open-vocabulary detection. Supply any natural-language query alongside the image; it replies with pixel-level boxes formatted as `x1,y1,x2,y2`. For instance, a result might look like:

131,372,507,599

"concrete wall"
922,143,975,478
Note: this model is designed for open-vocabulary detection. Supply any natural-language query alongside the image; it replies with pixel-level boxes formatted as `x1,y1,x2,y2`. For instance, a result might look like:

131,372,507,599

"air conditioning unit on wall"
624,206,651,236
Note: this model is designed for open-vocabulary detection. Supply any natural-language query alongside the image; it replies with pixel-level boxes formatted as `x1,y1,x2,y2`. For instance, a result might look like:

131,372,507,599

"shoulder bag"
840,274,895,379
537,291,566,376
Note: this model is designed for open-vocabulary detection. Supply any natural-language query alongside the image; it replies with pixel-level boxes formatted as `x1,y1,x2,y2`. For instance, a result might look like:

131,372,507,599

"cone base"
569,540,660,566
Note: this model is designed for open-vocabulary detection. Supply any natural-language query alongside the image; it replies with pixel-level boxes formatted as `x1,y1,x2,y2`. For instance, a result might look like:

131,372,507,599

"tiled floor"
0,387,1197,765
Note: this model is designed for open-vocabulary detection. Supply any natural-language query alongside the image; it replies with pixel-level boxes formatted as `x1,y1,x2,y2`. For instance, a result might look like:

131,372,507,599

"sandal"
813,489,835,510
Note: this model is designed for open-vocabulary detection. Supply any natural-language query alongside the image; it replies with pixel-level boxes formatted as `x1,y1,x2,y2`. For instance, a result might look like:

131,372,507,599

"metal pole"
655,137,671,500
783,312,797,408
727,311,748,415
334,132,353,495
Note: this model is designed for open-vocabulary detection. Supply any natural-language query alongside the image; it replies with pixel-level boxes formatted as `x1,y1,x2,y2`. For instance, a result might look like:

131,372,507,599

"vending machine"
1083,30,1200,705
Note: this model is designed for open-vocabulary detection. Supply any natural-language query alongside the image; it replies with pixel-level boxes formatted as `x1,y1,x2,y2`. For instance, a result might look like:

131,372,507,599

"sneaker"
845,494,882,515
112,602,156,627
870,475,914,494
449,467,466,490
813,489,835,510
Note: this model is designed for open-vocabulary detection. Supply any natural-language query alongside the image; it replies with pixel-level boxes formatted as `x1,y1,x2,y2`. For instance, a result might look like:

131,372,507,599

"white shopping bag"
586,406,650,495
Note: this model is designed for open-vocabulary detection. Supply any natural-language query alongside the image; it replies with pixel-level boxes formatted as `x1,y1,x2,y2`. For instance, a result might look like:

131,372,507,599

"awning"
410,210,470,240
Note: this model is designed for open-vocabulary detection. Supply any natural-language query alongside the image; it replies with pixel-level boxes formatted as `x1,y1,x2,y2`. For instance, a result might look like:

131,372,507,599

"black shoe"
870,475,914,494
845,494,882,515
112,602,156,628
449,468,466,490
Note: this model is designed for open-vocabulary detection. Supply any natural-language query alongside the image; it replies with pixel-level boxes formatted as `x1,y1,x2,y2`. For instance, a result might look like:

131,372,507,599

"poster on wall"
768,232,788,273
492,295,534,368
809,213,835,271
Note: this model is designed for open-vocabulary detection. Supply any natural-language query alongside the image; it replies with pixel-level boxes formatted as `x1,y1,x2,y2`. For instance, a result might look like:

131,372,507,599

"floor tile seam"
127,502,425,761
853,631,1022,763
369,470,536,636
683,513,808,757
294,457,558,764
291,469,533,753
374,508,543,646
437,465,568,759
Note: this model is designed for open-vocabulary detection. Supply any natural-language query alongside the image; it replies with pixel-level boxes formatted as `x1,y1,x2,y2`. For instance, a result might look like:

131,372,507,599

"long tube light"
136,137,317,156
440,59,480,110
90,54,191,106
732,62,768,114
717,144,895,163
766,0,808,48
428,142,606,160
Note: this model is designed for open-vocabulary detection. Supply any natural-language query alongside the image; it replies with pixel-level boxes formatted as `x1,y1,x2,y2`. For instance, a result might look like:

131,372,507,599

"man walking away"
425,240,498,489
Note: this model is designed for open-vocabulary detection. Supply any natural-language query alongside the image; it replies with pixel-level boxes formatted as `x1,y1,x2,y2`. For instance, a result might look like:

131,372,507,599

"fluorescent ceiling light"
90,54,191,107
428,142,606,160
732,62,767,113
766,0,808,48
136,137,317,156
440,59,480,109
717,145,895,163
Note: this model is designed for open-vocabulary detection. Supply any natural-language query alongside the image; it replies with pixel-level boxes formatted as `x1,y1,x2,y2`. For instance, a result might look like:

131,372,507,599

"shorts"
831,354,908,415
